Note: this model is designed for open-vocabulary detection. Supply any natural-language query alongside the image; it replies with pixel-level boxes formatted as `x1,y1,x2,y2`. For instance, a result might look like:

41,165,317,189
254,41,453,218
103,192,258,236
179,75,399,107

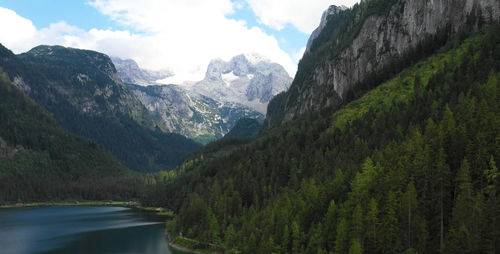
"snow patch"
222,71,239,86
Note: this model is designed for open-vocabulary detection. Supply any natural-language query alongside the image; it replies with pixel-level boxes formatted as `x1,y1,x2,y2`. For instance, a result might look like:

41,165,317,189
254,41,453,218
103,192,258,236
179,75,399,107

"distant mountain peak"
194,54,292,114
111,57,173,85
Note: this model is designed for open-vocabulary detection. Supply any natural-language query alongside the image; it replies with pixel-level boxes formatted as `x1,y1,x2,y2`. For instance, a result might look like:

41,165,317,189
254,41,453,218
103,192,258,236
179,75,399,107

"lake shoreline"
0,201,175,217
0,201,206,253
0,200,138,208
165,230,208,254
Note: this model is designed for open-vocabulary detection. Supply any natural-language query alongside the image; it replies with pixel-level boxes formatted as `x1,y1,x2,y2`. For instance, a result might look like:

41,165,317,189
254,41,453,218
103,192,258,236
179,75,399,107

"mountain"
110,54,276,144
225,118,262,139
0,45,200,172
127,83,263,144
266,0,500,129
305,5,348,55
191,54,292,114
0,70,140,203
141,0,500,253
111,57,172,85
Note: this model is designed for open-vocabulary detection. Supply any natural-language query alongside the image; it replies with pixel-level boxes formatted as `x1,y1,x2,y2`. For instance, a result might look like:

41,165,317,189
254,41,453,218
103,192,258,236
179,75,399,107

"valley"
0,0,499,253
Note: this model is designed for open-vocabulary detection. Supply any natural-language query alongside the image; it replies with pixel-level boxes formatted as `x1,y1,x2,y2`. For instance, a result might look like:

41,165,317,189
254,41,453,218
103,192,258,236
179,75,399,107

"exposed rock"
128,83,264,144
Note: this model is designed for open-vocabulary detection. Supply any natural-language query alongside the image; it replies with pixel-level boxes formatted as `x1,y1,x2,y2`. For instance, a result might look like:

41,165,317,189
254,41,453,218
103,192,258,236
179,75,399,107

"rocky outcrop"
276,0,500,125
192,54,292,114
128,83,263,144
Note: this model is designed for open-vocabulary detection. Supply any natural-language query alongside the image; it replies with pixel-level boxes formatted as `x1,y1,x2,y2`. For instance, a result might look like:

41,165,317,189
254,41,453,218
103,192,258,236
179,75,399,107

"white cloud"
292,47,306,63
2,0,358,83
0,7,37,53
247,0,359,34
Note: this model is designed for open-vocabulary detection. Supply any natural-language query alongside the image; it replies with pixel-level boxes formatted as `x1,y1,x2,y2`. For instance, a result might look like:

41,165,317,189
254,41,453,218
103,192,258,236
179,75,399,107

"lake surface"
0,206,179,254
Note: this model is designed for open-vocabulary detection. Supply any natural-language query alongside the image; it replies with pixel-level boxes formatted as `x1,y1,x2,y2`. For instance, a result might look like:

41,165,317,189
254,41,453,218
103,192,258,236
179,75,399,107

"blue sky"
0,0,118,31
0,0,359,82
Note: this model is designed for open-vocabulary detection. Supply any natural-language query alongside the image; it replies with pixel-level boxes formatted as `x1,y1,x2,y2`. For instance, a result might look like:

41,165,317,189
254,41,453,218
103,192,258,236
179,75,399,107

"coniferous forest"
142,25,500,253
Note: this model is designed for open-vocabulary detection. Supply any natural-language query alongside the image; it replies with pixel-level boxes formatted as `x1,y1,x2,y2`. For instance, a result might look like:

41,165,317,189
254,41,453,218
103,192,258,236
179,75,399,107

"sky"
0,0,359,83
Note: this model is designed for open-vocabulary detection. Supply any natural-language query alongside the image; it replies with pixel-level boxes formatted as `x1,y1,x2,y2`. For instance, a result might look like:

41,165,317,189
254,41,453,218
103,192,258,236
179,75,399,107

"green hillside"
143,25,500,253
225,118,262,139
0,70,141,203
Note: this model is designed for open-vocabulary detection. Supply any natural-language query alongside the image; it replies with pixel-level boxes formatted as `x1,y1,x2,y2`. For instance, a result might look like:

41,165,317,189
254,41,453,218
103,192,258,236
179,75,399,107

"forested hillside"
0,70,141,203
225,118,262,139
143,25,500,253
0,45,201,172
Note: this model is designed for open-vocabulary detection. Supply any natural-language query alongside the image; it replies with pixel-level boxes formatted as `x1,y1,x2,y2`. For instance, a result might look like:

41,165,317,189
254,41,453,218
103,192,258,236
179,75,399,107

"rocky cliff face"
111,57,172,85
270,0,500,126
192,54,292,114
128,83,263,144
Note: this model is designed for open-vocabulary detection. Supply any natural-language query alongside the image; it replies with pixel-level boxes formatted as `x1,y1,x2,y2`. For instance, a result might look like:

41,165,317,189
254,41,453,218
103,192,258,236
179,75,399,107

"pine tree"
402,180,418,249
325,200,338,250
351,203,364,241
292,220,301,254
349,238,363,254
335,218,348,254
435,147,451,251
444,159,473,253
380,191,400,253
365,198,379,250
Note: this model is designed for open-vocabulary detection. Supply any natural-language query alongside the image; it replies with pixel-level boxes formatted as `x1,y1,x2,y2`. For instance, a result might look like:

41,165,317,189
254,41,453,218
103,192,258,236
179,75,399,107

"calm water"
0,206,178,254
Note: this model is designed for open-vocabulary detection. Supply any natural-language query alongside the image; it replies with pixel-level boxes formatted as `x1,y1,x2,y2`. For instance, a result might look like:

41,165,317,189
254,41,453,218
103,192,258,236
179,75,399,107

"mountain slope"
144,24,500,254
0,45,200,172
128,83,264,144
266,0,500,129
0,70,140,203
225,118,262,138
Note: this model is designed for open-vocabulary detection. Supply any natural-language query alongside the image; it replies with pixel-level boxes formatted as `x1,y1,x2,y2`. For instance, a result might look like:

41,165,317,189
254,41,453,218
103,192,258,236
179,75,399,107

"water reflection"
0,206,173,254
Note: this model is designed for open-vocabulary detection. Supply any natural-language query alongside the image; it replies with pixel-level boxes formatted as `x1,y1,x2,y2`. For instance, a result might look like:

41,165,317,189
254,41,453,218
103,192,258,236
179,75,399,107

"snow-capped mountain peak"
192,53,292,114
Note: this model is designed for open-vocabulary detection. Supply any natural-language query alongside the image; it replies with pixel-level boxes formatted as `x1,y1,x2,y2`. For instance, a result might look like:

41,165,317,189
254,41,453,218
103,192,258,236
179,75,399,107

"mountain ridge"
0,44,201,172
111,57,173,86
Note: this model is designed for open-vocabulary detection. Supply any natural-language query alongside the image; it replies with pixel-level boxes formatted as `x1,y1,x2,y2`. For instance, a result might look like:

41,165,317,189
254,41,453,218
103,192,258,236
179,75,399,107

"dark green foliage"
0,70,141,203
0,45,200,172
225,118,262,138
143,25,500,253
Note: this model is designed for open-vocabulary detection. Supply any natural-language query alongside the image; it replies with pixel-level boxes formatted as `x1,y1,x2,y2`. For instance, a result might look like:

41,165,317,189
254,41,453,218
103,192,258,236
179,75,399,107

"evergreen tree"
335,218,349,254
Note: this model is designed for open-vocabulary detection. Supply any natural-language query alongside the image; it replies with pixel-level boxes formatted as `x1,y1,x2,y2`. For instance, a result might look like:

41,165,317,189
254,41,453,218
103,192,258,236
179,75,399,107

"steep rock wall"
279,0,500,124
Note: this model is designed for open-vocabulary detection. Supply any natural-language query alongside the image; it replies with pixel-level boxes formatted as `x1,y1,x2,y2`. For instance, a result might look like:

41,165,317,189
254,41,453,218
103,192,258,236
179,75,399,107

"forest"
142,25,500,253
0,70,143,202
